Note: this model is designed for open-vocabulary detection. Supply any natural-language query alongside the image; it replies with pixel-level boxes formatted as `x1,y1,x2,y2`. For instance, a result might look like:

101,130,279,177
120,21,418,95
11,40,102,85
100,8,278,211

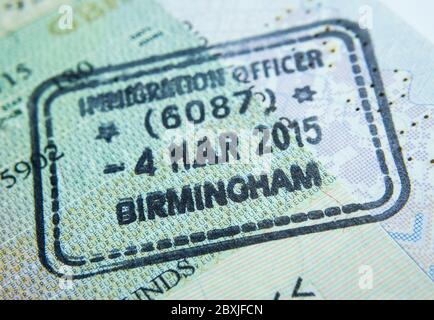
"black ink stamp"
29,20,410,278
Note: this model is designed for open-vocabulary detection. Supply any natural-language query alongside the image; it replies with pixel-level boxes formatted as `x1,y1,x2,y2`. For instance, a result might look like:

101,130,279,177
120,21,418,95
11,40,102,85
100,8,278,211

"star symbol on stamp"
292,85,317,103
95,122,120,143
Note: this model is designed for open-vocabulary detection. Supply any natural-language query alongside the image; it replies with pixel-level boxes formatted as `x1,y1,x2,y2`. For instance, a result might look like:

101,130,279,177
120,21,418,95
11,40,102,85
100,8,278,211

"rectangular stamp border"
28,19,410,278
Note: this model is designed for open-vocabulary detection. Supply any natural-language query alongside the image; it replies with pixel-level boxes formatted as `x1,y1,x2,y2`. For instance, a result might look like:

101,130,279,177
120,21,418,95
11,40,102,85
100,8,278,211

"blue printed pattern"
387,213,434,282
388,213,424,242
429,266,434,281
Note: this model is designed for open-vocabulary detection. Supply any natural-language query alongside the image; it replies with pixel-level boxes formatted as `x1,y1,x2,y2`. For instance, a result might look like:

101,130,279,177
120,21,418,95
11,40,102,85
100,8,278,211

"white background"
380,0,434,43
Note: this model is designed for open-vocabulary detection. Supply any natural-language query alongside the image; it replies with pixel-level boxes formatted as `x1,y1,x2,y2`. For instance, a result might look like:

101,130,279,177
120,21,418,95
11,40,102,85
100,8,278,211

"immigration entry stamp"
29,20,409,278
